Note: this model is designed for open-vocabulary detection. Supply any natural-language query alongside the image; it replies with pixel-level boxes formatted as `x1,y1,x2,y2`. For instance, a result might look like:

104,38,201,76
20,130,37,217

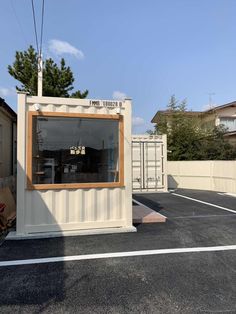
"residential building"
0,97,17,178
202,101,236,145
151,101,236,145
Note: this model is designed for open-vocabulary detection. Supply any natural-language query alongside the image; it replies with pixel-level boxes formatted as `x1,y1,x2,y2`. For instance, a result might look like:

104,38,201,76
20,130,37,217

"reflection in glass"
32,117,119,184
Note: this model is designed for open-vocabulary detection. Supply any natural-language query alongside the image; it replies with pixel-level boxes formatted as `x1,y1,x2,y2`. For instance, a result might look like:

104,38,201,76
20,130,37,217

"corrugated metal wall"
24,188,125,233
17,94,133,236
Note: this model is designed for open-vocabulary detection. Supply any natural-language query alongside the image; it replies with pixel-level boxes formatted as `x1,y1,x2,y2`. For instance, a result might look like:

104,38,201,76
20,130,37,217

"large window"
220,117,236,132
27,112,124,189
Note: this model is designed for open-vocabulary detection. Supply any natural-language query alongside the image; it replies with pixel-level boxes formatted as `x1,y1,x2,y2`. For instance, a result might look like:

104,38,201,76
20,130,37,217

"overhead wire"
10,0,28,46
30,0,45,74
39,0,45,56
31,0,39,55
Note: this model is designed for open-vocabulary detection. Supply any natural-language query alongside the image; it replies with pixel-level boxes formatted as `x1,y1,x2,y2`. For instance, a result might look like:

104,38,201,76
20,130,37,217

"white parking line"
1,245,236,267
172,193,236,214
173,214,236,219
218,192,236,198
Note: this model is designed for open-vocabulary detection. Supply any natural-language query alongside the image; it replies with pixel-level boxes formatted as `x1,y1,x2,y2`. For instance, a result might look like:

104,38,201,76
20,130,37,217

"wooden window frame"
27,111,124,190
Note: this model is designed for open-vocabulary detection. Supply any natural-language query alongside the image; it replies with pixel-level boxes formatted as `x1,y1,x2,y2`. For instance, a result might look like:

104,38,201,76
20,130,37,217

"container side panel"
20,96,131,234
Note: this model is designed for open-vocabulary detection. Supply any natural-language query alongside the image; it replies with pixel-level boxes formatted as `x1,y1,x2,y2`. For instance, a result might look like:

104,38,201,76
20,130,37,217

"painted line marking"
172,214,236,219
172,193,236,214
0,245,236,267
132,199,167,219
218,192,236,198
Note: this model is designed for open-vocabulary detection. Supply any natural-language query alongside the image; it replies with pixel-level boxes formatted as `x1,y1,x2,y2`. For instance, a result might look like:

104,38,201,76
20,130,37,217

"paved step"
133,203,166,223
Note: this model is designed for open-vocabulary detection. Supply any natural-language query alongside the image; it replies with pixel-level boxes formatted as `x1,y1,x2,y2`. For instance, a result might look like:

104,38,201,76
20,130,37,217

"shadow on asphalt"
0,161,67,312
132,194,164,213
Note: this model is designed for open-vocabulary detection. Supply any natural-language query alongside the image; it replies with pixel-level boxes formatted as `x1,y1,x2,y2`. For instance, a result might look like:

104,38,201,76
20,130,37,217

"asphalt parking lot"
0,189,236,313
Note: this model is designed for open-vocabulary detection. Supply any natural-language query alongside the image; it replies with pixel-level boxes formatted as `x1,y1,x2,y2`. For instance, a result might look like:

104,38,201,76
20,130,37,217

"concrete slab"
7,226,137,240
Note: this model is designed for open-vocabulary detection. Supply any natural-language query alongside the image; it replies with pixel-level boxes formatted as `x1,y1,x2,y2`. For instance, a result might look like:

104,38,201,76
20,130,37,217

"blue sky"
1,0,236,133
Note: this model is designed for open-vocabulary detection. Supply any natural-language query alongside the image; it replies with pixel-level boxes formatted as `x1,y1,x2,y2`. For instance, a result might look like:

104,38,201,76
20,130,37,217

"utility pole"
37,54,43,97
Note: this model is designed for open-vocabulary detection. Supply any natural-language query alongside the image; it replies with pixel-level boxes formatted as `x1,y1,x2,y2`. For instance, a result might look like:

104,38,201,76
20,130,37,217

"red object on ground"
0,203,6,213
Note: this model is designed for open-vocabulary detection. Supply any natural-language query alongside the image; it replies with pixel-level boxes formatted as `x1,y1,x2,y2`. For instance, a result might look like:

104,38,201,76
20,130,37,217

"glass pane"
32,116,119,184
220,118,236,132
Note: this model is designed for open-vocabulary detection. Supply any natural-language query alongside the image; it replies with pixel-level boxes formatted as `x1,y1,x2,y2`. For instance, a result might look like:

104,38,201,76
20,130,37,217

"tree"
151,95,236,160
200,125,236,160
153,95,202,160
8,45,88,98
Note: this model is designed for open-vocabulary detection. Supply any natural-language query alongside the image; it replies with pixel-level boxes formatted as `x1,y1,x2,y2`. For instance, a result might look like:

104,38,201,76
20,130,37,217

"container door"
132,141,165,192
132,141,143,190
143,141,164,190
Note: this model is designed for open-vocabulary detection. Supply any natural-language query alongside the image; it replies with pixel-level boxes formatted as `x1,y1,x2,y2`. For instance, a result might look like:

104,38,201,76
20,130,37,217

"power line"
10,0,28,45
39,0,45,56
30,0,45,77
31,0,39,54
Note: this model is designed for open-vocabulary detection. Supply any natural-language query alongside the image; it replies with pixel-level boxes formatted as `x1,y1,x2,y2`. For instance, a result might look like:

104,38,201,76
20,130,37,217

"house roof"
204,101,236,113
151,100,236,123
0,97,17,120
151,110,202,123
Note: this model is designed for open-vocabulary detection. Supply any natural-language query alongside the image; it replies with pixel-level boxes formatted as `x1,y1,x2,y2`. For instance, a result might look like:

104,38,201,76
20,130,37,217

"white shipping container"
132,135,167,192
13,93,135,239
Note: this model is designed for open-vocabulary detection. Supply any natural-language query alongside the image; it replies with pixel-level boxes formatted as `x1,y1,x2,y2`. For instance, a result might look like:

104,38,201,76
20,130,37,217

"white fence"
168,160,236,194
